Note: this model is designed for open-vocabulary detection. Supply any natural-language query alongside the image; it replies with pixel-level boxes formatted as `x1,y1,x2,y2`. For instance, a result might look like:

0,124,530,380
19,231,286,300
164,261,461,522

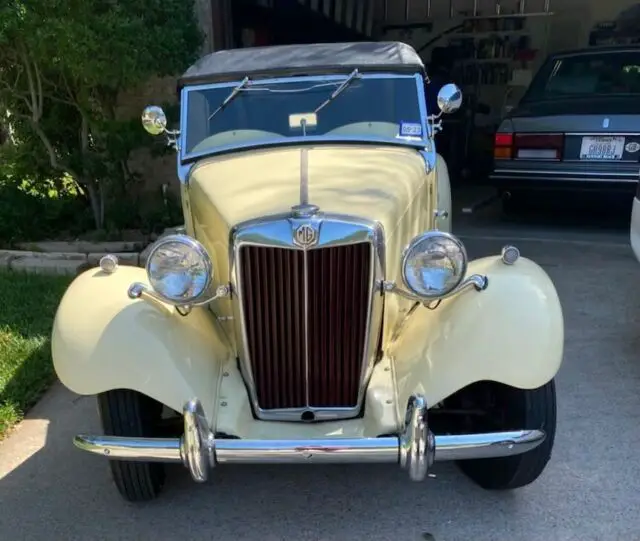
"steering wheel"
191,129,282,153
326,122,399,138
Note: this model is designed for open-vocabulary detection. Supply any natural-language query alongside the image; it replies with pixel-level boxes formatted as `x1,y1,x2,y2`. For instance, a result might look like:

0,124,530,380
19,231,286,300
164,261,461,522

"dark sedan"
489,46,640,210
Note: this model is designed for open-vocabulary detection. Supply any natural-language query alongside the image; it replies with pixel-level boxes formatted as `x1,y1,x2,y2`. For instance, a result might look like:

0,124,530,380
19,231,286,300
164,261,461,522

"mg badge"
625,142,640,154
294,224,318,248
603,118,610,128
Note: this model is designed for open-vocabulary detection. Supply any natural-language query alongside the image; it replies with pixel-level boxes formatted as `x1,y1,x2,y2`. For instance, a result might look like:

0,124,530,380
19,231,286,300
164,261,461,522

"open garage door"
229,0,377,48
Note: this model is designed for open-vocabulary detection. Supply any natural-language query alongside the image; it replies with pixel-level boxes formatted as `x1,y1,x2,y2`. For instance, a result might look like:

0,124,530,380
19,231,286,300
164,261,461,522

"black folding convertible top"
177,41,425,89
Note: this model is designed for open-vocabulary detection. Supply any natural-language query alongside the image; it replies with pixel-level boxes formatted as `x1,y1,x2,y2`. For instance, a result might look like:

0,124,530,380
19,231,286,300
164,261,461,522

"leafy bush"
0,171,92,245
0,0,202,232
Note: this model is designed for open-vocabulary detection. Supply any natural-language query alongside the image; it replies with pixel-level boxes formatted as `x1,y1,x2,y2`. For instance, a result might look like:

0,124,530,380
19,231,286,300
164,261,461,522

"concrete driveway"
2,212,640,541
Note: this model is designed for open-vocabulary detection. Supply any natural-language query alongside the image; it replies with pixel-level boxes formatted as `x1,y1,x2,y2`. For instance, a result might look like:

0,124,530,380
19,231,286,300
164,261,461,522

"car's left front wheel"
433,380,557,490
97,390,166,502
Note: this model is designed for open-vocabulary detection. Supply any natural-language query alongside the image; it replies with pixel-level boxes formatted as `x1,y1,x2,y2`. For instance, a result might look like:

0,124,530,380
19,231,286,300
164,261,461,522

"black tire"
97,390,166,502
457,380,557,490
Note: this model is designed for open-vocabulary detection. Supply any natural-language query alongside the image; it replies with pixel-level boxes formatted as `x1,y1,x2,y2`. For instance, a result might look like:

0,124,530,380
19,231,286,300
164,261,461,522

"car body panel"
51,266,233,423
188,144,431,235
390,255,564,414
188,143,436,347
51,256,562,438
434,153,452,233
216,351,399,438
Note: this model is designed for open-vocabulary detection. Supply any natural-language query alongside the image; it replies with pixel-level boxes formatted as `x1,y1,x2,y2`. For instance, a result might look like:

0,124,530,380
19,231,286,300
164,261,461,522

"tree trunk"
83,179,104,231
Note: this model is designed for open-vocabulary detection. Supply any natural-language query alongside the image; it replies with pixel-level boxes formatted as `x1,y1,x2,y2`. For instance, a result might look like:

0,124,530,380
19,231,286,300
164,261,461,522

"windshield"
182,75,425,157
523,51,640,102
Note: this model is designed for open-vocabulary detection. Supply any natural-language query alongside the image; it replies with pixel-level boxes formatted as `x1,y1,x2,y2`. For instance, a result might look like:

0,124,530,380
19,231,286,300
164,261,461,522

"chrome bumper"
74,394,545,483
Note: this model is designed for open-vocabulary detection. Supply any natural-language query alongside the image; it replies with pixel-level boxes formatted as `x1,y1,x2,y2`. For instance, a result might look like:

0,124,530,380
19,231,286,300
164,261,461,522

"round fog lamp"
146,234,212,304
401,231,467,300
99,254,119,274
501,245,520,265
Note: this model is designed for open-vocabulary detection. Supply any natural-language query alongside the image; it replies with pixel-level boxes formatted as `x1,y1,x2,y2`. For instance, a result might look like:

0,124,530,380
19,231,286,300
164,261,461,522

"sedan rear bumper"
73,395,545,483
489,166,639,193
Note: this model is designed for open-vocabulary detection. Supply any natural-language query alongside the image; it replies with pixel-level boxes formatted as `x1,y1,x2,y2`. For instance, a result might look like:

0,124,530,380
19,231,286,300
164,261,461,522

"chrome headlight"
145,234,212,304
401,231,467,300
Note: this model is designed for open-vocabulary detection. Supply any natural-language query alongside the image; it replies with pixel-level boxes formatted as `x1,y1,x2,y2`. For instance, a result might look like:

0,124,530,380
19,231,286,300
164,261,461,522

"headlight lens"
401,231,467,299
146,234,212,304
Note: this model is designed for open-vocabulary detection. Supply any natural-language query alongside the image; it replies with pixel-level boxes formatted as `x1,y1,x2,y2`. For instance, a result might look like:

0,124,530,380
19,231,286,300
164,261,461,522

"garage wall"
379,1,558,123
379,0,638,123
380,0,639,65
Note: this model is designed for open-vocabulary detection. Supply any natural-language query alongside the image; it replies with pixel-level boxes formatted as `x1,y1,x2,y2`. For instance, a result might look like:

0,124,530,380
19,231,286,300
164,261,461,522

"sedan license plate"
580,136,625,160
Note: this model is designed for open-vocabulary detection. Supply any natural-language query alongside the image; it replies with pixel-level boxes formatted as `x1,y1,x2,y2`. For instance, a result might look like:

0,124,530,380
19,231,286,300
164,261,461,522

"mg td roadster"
51,42,564,502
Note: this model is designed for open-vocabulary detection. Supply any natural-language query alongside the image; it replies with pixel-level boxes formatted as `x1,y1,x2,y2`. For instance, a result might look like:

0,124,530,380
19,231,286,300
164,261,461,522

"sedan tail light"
514,133,564,160
494,133,513,160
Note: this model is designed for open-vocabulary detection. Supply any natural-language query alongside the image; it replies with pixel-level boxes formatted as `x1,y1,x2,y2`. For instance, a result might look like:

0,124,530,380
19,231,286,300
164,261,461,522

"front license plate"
580,136,625,160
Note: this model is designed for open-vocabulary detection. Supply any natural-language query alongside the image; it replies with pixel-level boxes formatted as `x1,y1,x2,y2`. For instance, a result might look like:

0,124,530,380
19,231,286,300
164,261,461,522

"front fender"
435,153,452,232
51,266,233,422
389,255,564,410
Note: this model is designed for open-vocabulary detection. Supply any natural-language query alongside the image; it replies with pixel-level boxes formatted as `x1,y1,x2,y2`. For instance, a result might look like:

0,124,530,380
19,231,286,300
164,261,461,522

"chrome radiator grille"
238,242,372,412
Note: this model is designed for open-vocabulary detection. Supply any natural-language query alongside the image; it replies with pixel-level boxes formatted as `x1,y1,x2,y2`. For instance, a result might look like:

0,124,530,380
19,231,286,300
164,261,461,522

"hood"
187,144,433,353
188,144,429,242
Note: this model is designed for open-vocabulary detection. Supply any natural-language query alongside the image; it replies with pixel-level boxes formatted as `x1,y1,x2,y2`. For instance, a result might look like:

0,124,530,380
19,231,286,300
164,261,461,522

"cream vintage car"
51,42,564,502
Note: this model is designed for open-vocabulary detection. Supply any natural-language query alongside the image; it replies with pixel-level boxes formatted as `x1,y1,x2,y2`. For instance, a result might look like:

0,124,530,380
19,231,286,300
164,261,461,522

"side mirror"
141,106,168,136
437,84,463,115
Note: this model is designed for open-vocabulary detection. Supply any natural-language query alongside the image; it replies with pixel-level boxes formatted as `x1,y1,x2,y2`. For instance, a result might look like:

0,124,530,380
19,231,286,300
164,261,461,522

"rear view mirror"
437,84,463,115
289,113,318,130
142,106,168,136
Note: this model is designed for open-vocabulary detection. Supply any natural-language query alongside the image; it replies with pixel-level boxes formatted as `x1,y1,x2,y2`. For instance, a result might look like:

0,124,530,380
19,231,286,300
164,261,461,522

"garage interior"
209,0,640,220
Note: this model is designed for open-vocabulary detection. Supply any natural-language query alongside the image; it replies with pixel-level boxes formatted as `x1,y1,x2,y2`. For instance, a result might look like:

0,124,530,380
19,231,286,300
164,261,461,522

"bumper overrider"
74,395,545,482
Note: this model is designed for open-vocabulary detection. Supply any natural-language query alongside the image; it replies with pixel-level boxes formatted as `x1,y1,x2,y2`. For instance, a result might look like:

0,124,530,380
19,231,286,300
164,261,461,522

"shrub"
0,0,202,232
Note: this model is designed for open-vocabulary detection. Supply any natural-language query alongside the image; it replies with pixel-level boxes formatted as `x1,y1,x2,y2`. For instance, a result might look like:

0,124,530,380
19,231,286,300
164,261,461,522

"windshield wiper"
313,69,360,114
208,76,250,121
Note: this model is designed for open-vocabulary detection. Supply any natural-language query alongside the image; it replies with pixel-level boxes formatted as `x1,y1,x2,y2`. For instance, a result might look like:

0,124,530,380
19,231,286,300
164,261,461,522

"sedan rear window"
524,51,640,101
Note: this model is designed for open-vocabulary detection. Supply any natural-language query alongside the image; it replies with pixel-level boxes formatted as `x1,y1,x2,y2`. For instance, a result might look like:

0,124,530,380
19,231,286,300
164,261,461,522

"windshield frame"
178,72,429,164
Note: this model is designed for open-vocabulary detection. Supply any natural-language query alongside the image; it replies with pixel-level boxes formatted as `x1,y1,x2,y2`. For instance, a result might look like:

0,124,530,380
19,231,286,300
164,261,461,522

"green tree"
0,0,202,230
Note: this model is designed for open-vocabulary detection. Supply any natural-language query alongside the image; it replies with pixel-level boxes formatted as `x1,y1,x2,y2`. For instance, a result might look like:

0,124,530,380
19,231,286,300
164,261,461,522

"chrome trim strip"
216,438,399,464
300,148,309,205
562,159,638,164
183,73,418,93
73,436,183,462
433,430,545,461
303,248,311,408
230,212,384,422
501,179,638,185
73,395,546,483
492,168,639,177
565,132,640,136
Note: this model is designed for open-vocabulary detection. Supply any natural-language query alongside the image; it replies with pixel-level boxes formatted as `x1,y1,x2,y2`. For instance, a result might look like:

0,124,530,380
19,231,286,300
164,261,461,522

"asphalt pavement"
1,190,640,541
